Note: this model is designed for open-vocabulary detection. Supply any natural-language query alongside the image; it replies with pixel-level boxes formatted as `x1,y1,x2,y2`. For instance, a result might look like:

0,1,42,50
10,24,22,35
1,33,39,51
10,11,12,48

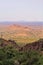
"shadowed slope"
0,38,20,50
20,39,43,51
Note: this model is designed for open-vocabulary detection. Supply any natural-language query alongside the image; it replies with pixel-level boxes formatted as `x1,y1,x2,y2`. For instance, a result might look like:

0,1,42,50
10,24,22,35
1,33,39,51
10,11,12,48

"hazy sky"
0,0,43,22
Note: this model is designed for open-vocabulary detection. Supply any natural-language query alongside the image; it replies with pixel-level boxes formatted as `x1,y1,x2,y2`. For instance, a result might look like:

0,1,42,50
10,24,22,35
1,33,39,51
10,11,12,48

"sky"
0,0,43,22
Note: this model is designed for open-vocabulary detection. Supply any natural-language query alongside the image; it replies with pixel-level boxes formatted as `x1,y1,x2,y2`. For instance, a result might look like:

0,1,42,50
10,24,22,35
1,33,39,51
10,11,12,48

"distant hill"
0,22,43,45
0,21,43,26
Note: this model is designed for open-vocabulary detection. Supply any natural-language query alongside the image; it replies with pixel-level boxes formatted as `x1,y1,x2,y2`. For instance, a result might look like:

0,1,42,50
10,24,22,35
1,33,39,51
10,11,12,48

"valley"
0,23,43,46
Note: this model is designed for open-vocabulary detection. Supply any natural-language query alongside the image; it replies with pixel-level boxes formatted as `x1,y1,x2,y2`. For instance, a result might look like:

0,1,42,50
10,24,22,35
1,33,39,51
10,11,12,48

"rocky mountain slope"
0,38,43,52
20,39,43,51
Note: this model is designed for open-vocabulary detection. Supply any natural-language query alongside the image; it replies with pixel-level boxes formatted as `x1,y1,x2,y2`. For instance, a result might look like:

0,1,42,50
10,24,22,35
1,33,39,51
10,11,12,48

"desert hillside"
0,24,43,46
0,38,43,51
0,38,43,65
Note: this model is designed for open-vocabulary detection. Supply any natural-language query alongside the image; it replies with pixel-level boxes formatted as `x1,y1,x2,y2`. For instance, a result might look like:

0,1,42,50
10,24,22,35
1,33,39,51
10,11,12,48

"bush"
0,46,43,65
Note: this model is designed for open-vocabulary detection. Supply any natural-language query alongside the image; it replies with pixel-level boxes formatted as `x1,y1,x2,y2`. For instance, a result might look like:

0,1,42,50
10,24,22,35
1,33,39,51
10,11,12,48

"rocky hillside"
0,38,43,52
20,39,43,51
0,38,20,50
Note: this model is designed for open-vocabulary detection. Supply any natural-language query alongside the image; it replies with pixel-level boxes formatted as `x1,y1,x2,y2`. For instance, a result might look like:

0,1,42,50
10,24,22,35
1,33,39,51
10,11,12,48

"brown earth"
0,24,43,45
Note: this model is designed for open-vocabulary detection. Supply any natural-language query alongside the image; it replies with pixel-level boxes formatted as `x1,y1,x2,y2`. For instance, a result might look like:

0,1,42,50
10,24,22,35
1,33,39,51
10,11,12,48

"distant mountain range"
0,21,43,26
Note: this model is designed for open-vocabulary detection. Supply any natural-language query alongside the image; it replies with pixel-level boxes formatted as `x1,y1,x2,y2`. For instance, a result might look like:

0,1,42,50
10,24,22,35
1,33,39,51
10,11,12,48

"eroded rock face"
20,39,43,51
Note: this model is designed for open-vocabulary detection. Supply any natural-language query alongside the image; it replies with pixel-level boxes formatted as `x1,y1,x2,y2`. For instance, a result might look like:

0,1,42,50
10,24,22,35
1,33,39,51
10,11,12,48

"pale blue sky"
0,0,43,22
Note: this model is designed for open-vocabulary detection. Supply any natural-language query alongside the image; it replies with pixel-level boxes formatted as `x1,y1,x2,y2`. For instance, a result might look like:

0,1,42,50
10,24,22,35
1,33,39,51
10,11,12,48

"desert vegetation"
0,24,43,65
0,38,43,65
